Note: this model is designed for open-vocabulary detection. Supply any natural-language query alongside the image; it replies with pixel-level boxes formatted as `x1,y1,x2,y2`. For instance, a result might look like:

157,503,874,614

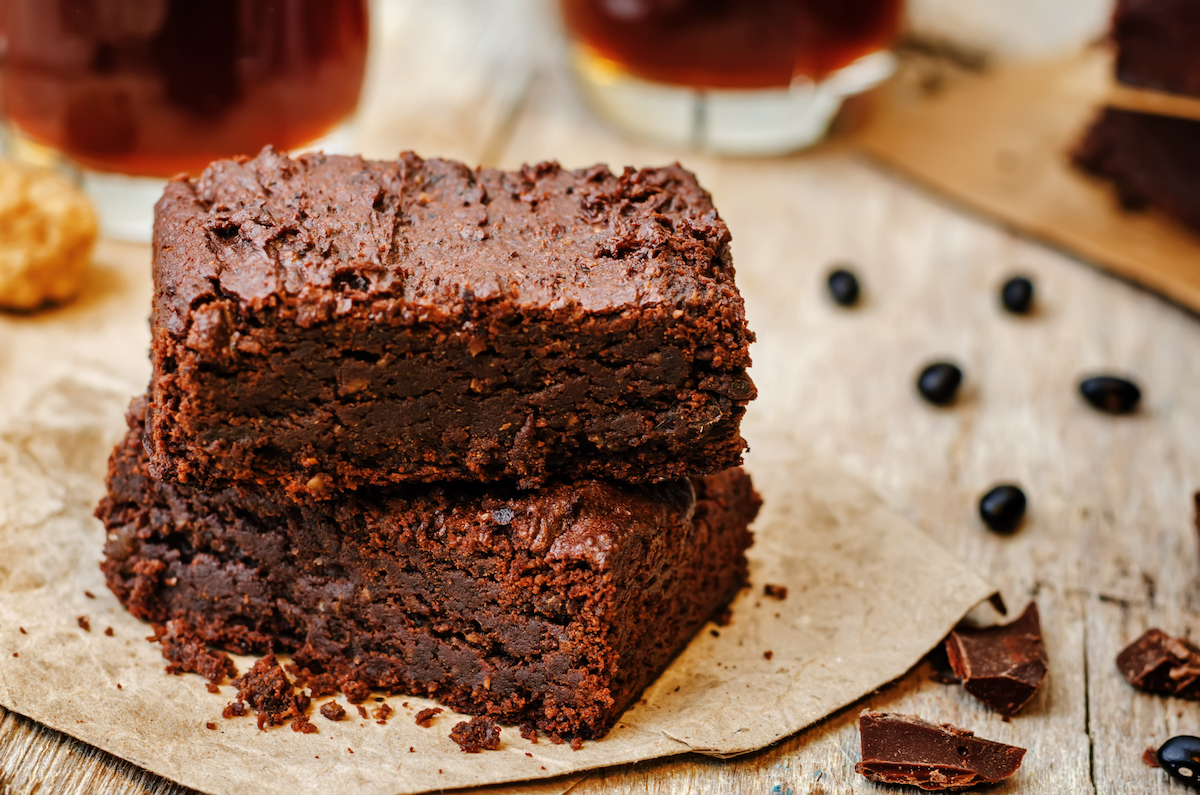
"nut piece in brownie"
147,147,755,493
1112,0,1200,98
1074,108,1200,231
99,399,760,739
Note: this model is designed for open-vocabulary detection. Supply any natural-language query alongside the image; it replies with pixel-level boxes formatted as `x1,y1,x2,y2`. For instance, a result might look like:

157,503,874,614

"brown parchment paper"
853,47,1200,314
0,241,995,795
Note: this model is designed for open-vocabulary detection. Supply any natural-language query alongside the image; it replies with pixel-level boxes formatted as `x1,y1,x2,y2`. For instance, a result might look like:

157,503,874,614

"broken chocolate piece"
944,602,1048,716
1117,629,1200,699
855,711,1026,791
449,716,502,752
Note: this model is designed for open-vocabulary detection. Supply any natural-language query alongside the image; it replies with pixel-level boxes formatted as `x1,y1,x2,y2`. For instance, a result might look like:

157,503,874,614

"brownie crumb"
520,721,538,742
340,679,370,703
763,584,788,600
356,704,368,719
230,654,310,731
525,752,533,757
764,650,774,660
450,716,501,752
222,702,247,719
320,701,346,721
710,629,720,638
409,747,415,753
347,748,354,754
77,616,90,632
402,702,409,708
550,733,565,745
287,665,338,698
156,619,237,685
291,715,318,734
206,682,220,694
18,628,25,635
373,703,393,724
414,707,443,727
116,683,122,689
104,627,113,637
570,737,584,751
715,609,733,627
84,591,95,599
11,653,16,658
205,722,216,730
1144,746,1161,767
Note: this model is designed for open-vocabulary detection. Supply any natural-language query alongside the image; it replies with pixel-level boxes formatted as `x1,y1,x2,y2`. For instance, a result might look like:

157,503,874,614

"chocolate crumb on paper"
763,584,788,600
205,722,216,730
944,602,1047,715
103,627,113,636
449,716,501,752
855,710,1026,790
520,721,538,742
76,616,90,632
356,704,368,719
227,654,312,731
320,702,346,722
156,619,237,685
1144,746,1161,767
1117,628,1200,698
415,707,443,727
84,591,95,599
373,703,393,724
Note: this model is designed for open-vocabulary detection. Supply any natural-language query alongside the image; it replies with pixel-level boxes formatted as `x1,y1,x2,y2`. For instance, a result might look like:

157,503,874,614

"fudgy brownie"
147,147,755,494
1073,107,1200,231
99,399,759,738
1112,0,1200,97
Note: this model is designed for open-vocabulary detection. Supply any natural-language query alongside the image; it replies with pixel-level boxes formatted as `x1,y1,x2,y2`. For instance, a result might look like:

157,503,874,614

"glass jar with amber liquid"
0,0,369,240
560,0,903,154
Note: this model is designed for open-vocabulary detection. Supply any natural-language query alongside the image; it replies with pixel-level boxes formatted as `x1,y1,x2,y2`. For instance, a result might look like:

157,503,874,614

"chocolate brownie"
1074,107,1200,231
1112,0,1200,97
147,147,755,494
99,399,759,738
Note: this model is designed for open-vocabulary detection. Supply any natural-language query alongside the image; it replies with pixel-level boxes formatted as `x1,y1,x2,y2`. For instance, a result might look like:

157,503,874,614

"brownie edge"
99,398,760,738
147,147,756,493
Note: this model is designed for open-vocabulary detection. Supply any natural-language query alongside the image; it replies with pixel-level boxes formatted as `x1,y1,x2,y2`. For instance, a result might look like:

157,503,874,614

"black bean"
826,268,860,307
1000,276,1034,314
917,362,963,405
1079,375,1140,414
1157,736,1200,789
978,484,1027,535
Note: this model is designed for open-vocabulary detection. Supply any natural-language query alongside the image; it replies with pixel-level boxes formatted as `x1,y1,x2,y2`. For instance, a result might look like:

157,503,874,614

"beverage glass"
559,0,903,155
0,0,369,240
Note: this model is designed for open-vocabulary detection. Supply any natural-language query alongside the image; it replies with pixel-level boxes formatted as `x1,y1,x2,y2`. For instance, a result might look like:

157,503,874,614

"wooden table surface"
3,2,1198,793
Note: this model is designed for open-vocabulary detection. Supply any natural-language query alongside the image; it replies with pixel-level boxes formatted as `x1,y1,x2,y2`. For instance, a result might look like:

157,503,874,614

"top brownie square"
147,148,755,493
1113,0,1200,97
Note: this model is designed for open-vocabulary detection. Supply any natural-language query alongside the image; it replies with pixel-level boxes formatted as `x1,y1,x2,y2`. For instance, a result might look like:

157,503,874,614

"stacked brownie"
1074,0,1200,231
96,148,760,739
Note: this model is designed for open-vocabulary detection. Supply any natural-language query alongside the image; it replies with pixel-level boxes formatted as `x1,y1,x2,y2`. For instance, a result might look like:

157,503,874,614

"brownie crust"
1074,107,1200,231
1112,0,1200,98
148,147,755,493
99,399,760,738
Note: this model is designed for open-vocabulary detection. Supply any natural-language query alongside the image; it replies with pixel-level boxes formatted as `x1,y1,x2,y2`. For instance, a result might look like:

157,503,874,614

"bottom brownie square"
1073,107,1200,232
96,399,759,738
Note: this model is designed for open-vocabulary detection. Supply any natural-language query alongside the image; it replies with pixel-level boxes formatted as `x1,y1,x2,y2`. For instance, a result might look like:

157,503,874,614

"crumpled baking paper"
0,241,994,795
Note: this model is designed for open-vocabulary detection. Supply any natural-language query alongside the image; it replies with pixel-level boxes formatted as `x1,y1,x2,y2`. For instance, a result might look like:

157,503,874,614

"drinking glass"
560,0,903,155
0,0,369,240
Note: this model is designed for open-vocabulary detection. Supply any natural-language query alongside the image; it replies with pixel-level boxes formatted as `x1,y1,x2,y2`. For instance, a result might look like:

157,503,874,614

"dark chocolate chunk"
945,602,1047,716
449,716,502,752
1117,629,1200,699
827,268,861,307
1000,276,1034,314
1157,735,1200,788
1080,375,1141,414
855,711,1026,790
978,484,1027,535
917,362,963,406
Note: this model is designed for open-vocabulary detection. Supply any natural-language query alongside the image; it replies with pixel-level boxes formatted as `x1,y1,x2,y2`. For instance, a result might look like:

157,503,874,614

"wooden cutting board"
853,47,1200,314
